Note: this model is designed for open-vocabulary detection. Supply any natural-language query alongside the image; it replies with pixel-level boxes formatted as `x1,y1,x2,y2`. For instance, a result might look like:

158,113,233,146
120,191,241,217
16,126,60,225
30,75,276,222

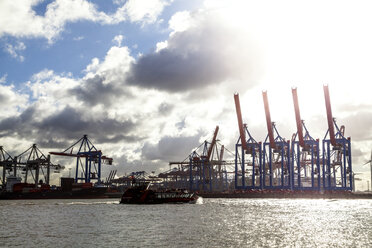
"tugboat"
120,180,199,204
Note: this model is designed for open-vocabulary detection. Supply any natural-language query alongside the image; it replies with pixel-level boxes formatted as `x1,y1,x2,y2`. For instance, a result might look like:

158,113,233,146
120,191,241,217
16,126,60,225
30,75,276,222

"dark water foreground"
0,198,371,247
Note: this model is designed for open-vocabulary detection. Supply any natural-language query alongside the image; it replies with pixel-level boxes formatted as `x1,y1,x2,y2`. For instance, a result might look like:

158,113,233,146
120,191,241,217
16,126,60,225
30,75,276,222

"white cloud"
121,0,171,24
112,34,124,47
168,11,192,34
155,41,168,52
0,74,7,84
4,41,26,62
0,0,170,43
73,36,84,41
0,83,28,119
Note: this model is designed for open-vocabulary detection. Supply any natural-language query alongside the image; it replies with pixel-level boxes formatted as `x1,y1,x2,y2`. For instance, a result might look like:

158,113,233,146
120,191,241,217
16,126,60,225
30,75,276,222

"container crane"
50,135,112,184
0,146,14,187
322,85,352,190
168,126,233,192
262,91,291,189
15,144,63,187
291,88,320,190
234,93,262,189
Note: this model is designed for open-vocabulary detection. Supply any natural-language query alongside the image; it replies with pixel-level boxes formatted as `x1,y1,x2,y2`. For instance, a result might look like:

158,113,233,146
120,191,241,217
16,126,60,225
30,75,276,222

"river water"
0,198,371,247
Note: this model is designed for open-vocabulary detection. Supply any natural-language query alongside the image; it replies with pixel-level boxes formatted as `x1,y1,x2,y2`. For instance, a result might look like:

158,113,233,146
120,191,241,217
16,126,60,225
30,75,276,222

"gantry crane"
262,91,291,189
0,146,14,187
15,144,63,187
168,126,232,192
234,93,262,189
322,85,352,190
291,88,320,190
50,135,112,184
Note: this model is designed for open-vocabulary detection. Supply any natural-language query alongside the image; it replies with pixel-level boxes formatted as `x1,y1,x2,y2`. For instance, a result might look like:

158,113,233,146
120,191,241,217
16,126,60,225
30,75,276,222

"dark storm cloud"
36,106,136,143
69,75,130,106
142,132,204,162
0,106,36,137
0,105,138,148
126,17,261,92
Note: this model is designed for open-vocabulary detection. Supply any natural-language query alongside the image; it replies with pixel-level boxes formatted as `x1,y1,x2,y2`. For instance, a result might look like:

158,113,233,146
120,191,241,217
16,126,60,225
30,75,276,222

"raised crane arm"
234,93,248,151
292,87,305,147
207,126,219,161
323,85,337,146
262,91,276,149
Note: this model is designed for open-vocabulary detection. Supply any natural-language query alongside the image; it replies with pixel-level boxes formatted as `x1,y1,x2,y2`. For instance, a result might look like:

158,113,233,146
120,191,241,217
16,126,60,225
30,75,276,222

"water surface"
0,198,371,247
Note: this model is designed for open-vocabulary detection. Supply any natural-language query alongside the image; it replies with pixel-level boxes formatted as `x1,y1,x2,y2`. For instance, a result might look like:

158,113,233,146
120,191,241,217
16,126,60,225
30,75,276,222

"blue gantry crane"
291,88,320,190
322,85,352,190
234,93,262,189
262,91,291,189
50,135,112,184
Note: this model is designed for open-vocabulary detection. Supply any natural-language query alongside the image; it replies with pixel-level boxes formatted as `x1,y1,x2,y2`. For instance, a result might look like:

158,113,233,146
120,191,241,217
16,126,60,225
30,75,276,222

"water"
0,198,371,247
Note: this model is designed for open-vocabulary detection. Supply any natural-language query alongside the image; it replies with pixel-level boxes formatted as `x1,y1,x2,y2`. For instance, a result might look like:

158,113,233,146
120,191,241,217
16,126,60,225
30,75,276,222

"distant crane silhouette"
363,150,372,192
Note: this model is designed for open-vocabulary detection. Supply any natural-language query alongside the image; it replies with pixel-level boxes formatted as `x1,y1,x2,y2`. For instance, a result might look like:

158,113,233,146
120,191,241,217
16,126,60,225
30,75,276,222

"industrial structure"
0,85,363,198
232,85,353,192
0,146,14,188
234,93,262,189
160,85,355,194
50,135,113,183
291,88,320,190
0,144,63,190
163,126,234,192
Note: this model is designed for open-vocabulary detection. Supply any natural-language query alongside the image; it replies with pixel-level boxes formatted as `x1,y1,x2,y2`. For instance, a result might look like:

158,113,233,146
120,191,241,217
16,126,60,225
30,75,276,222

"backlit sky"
1,0,371,190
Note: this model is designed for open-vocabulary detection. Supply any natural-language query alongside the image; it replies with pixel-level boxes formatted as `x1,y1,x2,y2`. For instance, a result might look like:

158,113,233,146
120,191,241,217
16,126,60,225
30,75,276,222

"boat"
120,181,199,204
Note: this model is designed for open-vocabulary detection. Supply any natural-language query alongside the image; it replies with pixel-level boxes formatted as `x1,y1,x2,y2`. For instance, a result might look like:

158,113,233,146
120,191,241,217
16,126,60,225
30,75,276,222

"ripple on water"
0,198,371,247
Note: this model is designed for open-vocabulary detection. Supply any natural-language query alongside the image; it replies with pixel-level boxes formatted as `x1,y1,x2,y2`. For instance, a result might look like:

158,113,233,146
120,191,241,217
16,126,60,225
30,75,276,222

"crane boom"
292,88,305,147
219,145,224,162
207,126,219,161
234,93,248,151
262,91,276,149
323,85,337,146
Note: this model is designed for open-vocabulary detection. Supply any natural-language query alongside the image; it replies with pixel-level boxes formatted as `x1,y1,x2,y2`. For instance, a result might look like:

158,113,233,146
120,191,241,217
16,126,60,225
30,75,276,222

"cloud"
113,0,171,24
4,41,26,61
71,46,134,107
0,74,7,84
73,36,84,41
69,74,126,106
142,132,204,162
0,105,137,146
112,34,124,46
0,83,28,119
126,10,262,92
0,0,170,43
340,110,372,142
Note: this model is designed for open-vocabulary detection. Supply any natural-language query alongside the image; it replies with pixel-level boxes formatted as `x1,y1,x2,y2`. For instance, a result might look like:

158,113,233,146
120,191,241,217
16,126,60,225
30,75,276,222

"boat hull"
120,189,199,204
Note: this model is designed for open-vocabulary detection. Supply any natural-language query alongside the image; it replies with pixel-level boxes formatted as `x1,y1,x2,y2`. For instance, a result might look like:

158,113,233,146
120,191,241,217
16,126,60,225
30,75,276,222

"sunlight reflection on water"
0,198,371,247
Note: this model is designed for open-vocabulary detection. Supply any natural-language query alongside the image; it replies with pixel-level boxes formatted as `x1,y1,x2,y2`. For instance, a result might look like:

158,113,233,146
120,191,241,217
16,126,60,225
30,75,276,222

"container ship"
0,177,122,200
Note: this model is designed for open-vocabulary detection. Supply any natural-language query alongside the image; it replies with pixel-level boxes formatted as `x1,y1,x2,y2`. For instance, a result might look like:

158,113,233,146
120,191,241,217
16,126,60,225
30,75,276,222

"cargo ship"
120,181,199,204
0,177,122,200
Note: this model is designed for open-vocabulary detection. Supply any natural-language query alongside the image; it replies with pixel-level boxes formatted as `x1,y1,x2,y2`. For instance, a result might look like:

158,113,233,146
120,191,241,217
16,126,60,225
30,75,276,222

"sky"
0,0,371,190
